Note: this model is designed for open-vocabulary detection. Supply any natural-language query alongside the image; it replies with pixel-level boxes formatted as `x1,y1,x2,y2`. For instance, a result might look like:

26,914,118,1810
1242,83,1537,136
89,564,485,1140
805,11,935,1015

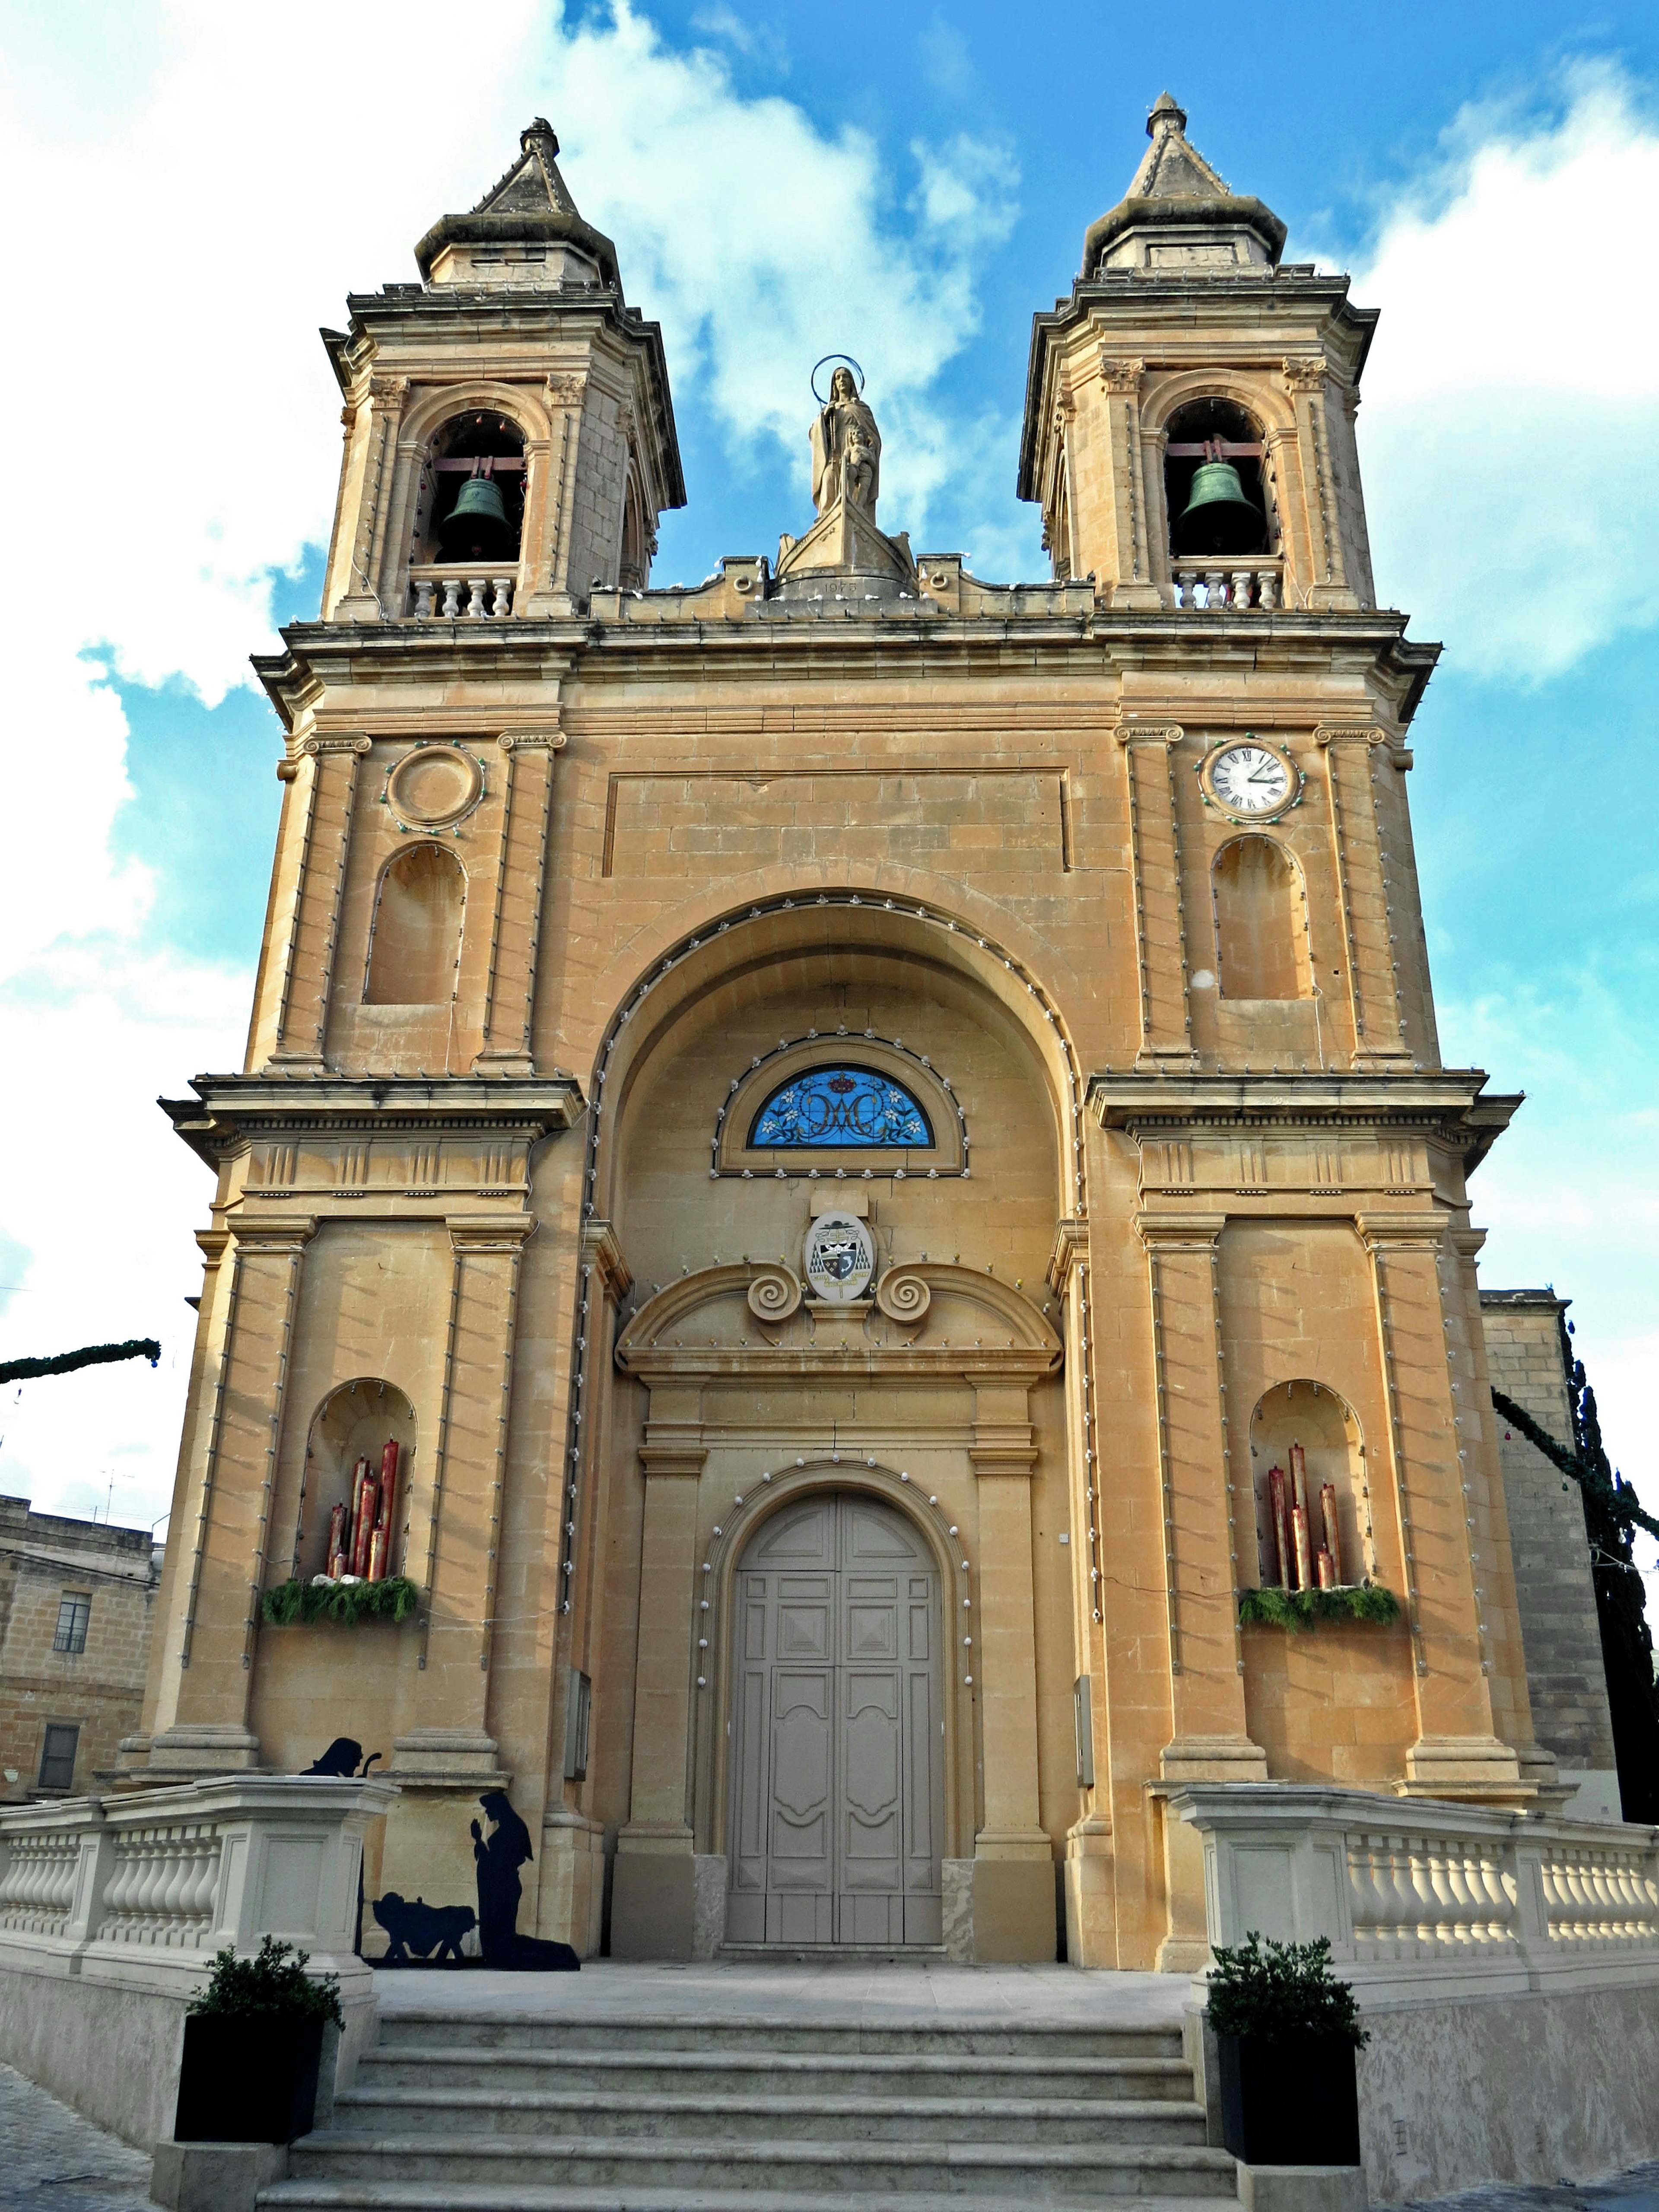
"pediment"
615,1260,1061,1382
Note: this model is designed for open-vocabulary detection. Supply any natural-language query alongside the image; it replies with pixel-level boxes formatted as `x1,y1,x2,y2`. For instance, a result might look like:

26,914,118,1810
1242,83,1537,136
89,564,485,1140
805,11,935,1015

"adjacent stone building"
0,1498,160,1803
127,101,1618,1967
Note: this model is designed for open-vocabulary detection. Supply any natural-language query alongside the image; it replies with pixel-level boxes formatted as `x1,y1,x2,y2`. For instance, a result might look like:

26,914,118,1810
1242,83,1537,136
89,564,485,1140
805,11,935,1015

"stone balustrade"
1172,561,1281,610
0,1775,397,2150
1168,1781,1659,2000
407,565,515,618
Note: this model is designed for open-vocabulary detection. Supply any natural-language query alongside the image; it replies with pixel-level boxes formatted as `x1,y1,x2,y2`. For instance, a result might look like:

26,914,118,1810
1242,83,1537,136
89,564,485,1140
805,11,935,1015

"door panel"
728,1491,941,1947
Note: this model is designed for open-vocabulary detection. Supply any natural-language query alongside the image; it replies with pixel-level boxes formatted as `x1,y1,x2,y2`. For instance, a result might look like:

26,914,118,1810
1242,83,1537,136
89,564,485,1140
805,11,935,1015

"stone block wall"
0,1499,159,1802
1480,1292,1618,1813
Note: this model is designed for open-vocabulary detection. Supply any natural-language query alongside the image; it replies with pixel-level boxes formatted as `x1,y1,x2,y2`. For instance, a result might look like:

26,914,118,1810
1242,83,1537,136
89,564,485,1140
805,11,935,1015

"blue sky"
0,3,1654,1575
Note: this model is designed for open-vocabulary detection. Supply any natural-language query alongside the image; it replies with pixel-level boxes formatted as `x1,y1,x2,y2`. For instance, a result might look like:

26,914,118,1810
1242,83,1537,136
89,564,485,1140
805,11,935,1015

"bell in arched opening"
1174,459,1263,557
439,473,513,562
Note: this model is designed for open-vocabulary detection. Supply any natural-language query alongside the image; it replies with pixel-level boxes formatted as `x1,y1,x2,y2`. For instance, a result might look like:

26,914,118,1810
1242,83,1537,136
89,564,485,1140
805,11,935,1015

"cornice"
253,612,1440,730
162,1073,585,1168
1090,1070,1521,1176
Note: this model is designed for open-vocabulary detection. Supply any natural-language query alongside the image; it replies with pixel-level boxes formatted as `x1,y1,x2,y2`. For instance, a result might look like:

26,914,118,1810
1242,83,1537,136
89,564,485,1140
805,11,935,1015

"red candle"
1290,1443,1309,1525
1268,1466,1291,1587
373,1440,400,1582
367,1527,387,1582
1316,1546,1336,1590
1320,1482,1343,1585
351,1469,378,1578
1292,1503,1313,1591
345,1457,369,1570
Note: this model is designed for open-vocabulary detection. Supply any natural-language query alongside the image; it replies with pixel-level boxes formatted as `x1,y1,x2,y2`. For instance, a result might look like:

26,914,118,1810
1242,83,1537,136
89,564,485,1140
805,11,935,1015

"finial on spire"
522,118,560,160
1147,92,1188,138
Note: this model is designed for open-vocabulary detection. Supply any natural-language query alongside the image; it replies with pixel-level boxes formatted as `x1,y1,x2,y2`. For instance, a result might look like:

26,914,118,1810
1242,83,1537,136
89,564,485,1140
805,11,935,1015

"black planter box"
1217,2030,1361,2166
174,2013,325,2144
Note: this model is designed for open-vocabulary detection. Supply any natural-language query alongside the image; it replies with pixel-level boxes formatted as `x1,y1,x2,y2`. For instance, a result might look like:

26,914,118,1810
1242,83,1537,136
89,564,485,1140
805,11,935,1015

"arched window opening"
364,843,466,1005
619,469,649,593
1212,836,1310,1001
1047,463,1073,584
1248,1380,1371,1592
750,1067,933,1149
1165,397,1272,561
414,411,526,566
294,1379,417,1585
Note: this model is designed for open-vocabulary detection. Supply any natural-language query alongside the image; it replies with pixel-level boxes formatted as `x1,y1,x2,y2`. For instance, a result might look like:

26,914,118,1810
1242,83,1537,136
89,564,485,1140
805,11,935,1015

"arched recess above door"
716,1034,965,1177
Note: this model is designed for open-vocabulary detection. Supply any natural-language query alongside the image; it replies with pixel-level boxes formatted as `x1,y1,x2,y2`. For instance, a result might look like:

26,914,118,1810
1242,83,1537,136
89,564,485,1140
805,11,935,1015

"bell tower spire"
321,119,684,623
1018,98,1375,613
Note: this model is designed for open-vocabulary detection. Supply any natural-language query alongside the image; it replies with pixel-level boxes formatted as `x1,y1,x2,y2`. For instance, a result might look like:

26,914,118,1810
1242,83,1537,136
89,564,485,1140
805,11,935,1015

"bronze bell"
439,475,513,560
1174,460,1263,557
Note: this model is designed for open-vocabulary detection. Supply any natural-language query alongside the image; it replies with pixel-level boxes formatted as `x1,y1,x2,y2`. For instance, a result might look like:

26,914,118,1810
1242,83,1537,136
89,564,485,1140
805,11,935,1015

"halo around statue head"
811,353,866,405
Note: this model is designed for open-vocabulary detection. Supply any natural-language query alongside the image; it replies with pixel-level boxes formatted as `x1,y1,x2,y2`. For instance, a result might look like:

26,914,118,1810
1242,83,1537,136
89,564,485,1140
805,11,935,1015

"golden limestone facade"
131,105,1558,1968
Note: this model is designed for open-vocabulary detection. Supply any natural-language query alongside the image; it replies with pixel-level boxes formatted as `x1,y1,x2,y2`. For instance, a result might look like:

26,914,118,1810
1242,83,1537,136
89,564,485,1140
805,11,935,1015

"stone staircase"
258,2004,1239,2209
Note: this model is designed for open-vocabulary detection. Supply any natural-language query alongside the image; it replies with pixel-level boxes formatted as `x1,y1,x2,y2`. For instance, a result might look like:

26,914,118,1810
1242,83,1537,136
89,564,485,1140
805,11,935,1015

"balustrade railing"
0,1826,80,1937
0,1775,397,1970
1172,561,1281,610
1168,1781,1659,1995
407,566,515,619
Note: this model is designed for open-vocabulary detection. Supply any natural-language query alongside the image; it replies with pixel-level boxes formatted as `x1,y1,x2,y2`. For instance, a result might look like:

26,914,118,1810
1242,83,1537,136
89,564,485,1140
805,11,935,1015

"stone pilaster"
267,737,370,1069
474,730,566,1074
1120,724,1192,1065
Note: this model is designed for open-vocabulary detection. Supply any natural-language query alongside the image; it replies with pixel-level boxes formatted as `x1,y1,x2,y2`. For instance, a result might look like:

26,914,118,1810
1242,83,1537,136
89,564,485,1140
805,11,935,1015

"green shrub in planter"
1207,1932,1367,2168
175,1936,343,2145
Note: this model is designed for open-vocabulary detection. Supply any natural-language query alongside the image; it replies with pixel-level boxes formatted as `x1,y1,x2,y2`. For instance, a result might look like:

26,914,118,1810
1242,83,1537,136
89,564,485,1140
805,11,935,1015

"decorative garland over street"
1489,1386,1659,1545
0,1338,161,1385
1238,1583,1401,1631
261,1576,420,1627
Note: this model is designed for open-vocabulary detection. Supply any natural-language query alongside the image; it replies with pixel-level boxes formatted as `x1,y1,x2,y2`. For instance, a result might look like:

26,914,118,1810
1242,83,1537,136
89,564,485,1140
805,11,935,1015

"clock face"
1208,743,1292,816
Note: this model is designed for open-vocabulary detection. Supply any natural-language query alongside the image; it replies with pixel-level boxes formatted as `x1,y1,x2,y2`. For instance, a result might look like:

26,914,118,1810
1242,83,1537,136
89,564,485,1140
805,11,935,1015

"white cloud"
1351,67,1659,680
0,1,1020,1525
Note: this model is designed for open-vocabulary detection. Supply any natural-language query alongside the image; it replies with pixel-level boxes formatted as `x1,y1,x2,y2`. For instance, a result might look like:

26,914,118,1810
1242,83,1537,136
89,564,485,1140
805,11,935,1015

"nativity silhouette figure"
364,1788,579,1969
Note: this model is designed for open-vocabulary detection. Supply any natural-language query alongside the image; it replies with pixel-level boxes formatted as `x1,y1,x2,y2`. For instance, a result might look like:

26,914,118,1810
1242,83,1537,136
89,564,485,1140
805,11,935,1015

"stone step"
331,2085,1208,2147
357,2044,1198,2101
375,2010,1186,2061
263,2188,1235,2212
283,2133,1239,2202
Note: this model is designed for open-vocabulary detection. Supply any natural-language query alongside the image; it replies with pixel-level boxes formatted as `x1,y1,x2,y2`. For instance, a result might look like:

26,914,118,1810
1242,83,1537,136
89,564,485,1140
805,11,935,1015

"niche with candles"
294,1379,417,1587
1248,1379,1371,1592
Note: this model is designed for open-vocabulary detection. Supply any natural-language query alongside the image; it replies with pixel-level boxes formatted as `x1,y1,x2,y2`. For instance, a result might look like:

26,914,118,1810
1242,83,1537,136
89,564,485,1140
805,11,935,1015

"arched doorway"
726,1492,943,1946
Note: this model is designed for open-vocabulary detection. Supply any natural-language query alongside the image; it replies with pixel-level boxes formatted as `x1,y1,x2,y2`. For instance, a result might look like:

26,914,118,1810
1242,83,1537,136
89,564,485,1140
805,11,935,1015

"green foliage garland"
261,1575,420,1627
1237,1583,1401,1632
190,1934,342,2027
0,1338,161,1384
1490,1384,1659,1545
1207,1932,1368,2047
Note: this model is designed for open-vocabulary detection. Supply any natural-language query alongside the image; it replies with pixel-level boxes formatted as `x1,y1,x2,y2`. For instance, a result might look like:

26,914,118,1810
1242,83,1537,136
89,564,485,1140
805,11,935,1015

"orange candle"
1268,1466,1291,1587
1316,1546,1336,1590
1292,1503,1313,1591
372,1440,400,1582
1320,1482,1343,1585
351,1469,378,1578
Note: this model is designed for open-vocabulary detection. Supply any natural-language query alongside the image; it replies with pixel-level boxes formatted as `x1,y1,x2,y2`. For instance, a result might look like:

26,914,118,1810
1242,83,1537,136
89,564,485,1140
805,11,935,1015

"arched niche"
1212,835,1311,1001
292,1378,417,1584
1162,395,1276,560
413,408,526,566
599,919,1064,1299
364,842,467,1005
1247,1379,1372,1591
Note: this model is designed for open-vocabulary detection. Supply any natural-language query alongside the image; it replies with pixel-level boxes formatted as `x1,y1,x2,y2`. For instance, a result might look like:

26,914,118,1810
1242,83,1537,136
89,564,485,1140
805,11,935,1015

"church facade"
131,101,1562,1969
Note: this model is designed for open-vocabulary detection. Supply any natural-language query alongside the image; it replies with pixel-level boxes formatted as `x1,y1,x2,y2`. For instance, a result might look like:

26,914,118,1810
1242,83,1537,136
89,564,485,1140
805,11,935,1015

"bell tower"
1018,94,1376,614
324,119,683,624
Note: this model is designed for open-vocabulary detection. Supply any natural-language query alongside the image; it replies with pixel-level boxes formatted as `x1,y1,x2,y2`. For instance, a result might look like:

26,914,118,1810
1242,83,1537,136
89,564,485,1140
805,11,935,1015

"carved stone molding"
1315,723,1388,750
616,1262,1061,1385
746,1264,803,1325
1099,353,1145,393
582,1220,634,1303
1116,721,1184,750
1046,1219,1088,1295
301,735,372,758
497,729,567,753
874,1266,931,1324
1281,356,1328,392
1354,1210,1447,1254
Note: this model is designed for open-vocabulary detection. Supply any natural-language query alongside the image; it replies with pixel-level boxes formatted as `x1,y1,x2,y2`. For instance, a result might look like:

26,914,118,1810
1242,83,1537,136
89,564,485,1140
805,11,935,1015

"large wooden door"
727,1493,943,1945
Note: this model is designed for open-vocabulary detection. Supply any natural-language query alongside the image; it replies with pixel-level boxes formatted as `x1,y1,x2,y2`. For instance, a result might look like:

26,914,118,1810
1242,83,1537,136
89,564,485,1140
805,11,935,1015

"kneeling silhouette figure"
472,1790,580,1971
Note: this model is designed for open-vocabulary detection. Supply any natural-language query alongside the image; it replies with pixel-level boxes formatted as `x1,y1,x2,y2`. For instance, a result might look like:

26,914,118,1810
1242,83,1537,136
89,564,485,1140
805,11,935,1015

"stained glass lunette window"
750,1066,933,1148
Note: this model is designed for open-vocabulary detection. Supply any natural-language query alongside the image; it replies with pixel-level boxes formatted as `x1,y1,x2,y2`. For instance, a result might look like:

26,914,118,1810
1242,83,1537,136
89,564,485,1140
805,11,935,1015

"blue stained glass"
750,1066,933,1148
